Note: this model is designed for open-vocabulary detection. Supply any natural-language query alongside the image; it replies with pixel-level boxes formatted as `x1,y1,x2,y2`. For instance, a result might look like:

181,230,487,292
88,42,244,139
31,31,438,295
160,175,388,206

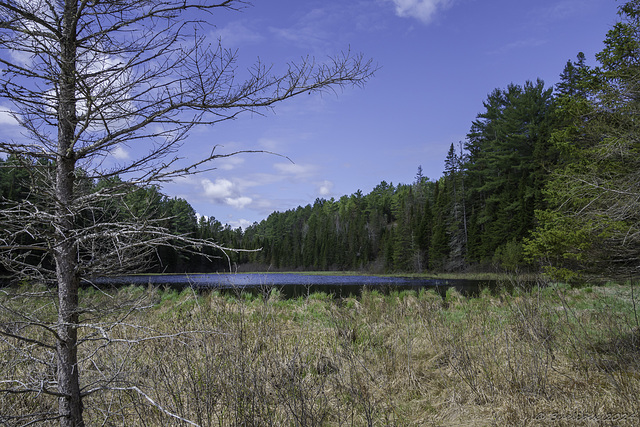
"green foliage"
239,178,442,273
556,52,593,98
4,3,638,279
464,79,557,263
492,239,524,272
216,78,576,274
527,0,640,280
523,211,592,282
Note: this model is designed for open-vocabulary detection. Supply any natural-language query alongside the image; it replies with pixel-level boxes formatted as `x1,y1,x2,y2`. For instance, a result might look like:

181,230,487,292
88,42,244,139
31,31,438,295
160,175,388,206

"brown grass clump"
1,280,640,425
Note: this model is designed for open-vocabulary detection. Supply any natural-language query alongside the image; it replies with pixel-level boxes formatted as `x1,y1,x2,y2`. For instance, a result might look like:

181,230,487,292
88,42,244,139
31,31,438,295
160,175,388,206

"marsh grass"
1,278,640,425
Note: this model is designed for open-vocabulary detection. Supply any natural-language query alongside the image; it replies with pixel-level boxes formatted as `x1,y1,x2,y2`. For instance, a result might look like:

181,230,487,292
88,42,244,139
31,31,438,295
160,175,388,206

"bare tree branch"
0,0,375,425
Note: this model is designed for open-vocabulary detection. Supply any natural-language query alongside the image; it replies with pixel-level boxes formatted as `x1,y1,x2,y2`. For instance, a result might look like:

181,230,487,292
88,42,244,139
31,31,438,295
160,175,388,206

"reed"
1,279,639,425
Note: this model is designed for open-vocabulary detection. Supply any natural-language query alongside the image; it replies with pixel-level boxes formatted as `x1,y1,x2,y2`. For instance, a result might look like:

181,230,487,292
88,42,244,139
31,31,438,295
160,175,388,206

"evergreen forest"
3,1,640,282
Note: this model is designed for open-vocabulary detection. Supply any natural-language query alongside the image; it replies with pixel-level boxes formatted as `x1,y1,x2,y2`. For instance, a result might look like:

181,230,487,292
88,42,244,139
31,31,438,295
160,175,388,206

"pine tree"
464,80,556,265
556,52,591,98
526,0,640,280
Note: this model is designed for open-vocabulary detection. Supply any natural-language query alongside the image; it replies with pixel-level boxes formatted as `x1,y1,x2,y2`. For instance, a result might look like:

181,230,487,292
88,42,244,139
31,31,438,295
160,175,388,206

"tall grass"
1,279,639,425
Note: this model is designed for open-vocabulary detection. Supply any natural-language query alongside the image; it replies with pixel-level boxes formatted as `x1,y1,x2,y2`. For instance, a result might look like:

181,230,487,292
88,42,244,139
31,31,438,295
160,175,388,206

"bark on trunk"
55,228,83,427
56,1,84,425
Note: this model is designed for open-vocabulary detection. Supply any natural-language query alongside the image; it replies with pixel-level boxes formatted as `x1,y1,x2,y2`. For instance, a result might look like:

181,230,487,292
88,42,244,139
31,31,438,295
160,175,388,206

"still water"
95,273,498,298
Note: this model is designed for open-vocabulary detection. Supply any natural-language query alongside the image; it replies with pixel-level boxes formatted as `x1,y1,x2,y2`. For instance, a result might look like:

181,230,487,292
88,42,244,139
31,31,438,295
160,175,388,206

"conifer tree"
526,0,640,279
464,80,555,264
556,52,592,98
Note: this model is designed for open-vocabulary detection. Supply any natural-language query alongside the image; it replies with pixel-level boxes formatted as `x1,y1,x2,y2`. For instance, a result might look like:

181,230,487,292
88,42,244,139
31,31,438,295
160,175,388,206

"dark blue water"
93,273,497,298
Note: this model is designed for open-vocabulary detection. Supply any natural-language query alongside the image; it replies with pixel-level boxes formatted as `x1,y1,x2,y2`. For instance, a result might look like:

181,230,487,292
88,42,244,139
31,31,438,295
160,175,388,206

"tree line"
221,2,640,281
2,2,640,284
0,157,239,274
4,0,639,282
0,75,560,275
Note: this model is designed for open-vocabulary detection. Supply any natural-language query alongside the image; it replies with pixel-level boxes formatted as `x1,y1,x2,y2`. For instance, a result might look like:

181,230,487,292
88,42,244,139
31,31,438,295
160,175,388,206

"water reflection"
94,273,499,298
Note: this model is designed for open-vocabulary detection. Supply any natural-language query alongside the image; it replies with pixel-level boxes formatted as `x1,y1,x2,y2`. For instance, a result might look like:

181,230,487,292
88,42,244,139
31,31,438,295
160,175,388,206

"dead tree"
0,1,374,425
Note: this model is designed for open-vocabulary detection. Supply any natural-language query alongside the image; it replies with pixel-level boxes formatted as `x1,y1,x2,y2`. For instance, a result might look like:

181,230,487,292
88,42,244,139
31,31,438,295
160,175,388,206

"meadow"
1,278,639,425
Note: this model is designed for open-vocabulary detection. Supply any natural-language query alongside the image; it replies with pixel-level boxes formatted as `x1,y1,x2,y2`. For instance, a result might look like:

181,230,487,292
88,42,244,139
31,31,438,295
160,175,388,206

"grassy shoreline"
2,280,639,425
113,270,517,281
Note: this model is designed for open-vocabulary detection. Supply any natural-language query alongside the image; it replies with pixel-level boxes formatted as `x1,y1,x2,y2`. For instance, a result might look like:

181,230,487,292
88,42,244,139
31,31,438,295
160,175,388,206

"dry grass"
1,279,640,425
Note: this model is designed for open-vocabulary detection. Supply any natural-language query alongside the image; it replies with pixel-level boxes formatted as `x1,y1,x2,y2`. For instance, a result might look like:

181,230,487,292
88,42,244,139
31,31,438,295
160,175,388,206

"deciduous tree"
0,1,374,425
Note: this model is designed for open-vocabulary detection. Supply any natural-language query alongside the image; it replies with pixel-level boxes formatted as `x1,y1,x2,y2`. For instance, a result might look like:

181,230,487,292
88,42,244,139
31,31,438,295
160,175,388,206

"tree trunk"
55,223,83,426
56,1,84,425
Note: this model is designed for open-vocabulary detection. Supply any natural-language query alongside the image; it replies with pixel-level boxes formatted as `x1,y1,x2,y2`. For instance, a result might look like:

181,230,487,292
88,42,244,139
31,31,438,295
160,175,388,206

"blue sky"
162,0,620,228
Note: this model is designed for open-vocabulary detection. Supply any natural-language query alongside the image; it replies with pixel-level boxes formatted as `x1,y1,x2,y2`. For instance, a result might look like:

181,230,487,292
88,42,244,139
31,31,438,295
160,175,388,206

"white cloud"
226,196,253,209
8,49,32,67
201,178,253,209
202,178,234,199
0,109,19,126
317,180,334,197
110,145,130,160
387,0,455,24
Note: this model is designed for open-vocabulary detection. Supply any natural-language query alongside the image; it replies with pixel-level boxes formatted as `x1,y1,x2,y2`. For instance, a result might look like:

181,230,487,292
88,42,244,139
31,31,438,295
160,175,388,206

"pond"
94,273,501,298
